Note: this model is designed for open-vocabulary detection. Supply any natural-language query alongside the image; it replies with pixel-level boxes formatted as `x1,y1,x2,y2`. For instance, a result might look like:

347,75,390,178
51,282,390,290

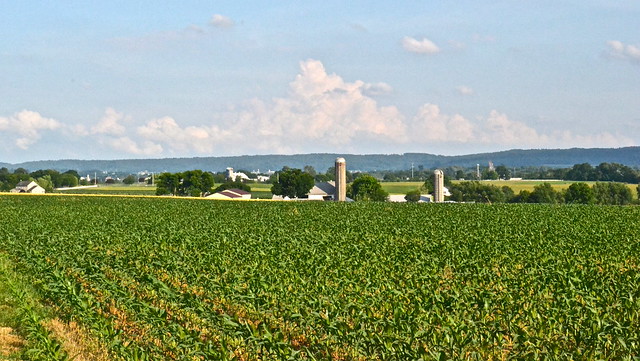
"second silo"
335,157,346,201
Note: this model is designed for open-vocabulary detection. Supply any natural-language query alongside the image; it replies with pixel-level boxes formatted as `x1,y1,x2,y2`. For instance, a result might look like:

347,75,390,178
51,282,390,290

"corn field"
1,195,639,360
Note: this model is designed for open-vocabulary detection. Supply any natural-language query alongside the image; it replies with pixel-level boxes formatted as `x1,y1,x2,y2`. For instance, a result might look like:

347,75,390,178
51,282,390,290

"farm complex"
1,194,639,359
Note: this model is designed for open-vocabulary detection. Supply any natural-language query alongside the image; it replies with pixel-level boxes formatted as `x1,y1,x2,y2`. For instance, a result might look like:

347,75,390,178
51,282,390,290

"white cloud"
402,36,440,54
409,107,633,149
210,14,235,29
606,40,640,64
136,116,231,154
456,86,475,96
219,59,408,150
91,108,127,136
411,104,475,143
1,59,635,159
362,82,393,96
0,110,61,150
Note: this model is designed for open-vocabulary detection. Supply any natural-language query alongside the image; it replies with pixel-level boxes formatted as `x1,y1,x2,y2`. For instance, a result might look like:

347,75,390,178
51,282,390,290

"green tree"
155,172,180,195
303,165,317,178
495,165,511,180
565,182,595,204
404,189,421,202
448,181,510,203
123,175,137,185
180,170,215,197
35,175,55,193
529,183,563,204
271,168,315,198
57,173,78,188
592,182,633,205
347,175,388,201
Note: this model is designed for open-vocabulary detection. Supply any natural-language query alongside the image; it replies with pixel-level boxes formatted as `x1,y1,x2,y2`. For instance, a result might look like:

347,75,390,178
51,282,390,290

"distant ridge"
2,147,639,173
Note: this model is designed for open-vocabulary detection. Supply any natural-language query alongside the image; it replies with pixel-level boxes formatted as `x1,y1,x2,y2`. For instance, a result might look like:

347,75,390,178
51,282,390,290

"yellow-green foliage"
1,195,639,360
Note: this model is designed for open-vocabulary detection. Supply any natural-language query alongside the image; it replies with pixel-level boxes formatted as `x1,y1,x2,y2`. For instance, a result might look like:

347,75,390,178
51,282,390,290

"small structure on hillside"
10,181,45,194
206,188,252,200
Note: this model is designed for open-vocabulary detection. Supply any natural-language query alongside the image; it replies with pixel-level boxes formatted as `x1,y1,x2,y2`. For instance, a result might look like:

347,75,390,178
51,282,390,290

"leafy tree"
495,165,511,180
564,182,594,204
271,168,315,198
404,189,421,202
564,163,596,181
529,183,563,204
592,182,633,205
35,175,55,192
448,181,510,203
181,170,215,197
347,175,388,201
123,175,137,185
156,172,180,195
58,173,79,188
482,169,499,180
303,165,317,178
510,190,531,203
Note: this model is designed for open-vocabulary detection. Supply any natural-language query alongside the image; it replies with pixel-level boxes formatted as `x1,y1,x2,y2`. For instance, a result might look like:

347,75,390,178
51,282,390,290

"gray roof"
308,181,336,196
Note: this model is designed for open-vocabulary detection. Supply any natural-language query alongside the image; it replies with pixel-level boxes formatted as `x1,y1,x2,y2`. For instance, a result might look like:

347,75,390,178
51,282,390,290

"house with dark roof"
206,188,252,200
10,181,45,194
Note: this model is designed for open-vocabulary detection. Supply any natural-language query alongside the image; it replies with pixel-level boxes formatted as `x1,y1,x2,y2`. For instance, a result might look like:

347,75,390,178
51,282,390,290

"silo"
335,157,346,201
434,169,444,203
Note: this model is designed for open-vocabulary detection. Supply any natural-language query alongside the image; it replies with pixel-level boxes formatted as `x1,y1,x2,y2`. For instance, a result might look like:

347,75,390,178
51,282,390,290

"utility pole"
411,162,414,179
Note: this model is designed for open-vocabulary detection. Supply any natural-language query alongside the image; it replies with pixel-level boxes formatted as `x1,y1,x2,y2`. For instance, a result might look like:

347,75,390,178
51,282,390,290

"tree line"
440,181,637,205
0,168,80,192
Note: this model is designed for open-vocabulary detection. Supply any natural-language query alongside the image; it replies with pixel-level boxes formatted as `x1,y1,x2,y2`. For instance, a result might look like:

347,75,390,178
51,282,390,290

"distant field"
57,184,157,196
381,180,638,197
54,180,638,198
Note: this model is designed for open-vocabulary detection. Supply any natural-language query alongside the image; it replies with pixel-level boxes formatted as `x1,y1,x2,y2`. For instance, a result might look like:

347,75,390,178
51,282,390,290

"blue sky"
1,1,639,163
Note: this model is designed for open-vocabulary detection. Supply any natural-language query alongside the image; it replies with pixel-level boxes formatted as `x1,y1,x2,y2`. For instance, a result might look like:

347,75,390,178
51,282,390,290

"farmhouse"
206,188,252,200
307,181,336,201
10,181,45,194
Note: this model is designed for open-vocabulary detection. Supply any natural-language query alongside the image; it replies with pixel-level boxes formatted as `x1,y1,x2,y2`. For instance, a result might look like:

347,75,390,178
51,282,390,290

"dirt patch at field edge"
0,326,25,356
45,319,111,361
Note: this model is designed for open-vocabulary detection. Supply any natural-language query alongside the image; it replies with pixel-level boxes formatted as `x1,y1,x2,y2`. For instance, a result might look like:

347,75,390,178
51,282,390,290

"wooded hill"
2,147,639,174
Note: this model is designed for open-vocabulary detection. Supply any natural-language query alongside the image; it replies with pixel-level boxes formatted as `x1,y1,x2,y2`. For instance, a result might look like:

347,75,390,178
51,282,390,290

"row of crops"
1,195,639,360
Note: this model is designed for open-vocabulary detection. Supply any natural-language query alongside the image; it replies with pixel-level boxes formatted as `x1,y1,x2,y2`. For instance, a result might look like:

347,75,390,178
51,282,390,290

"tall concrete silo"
335,157,346,201
434,169,444,203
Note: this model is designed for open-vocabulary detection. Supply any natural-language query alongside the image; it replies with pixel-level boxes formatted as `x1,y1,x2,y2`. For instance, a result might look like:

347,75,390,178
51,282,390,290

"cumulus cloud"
606,40,640,64
402,36,440,54
0,110,61,149
1,59,635,159
408,107,633,149
213,59,408,152
210,14,235,28
456,86,474,96
136,116,231,154
91,108,127,136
